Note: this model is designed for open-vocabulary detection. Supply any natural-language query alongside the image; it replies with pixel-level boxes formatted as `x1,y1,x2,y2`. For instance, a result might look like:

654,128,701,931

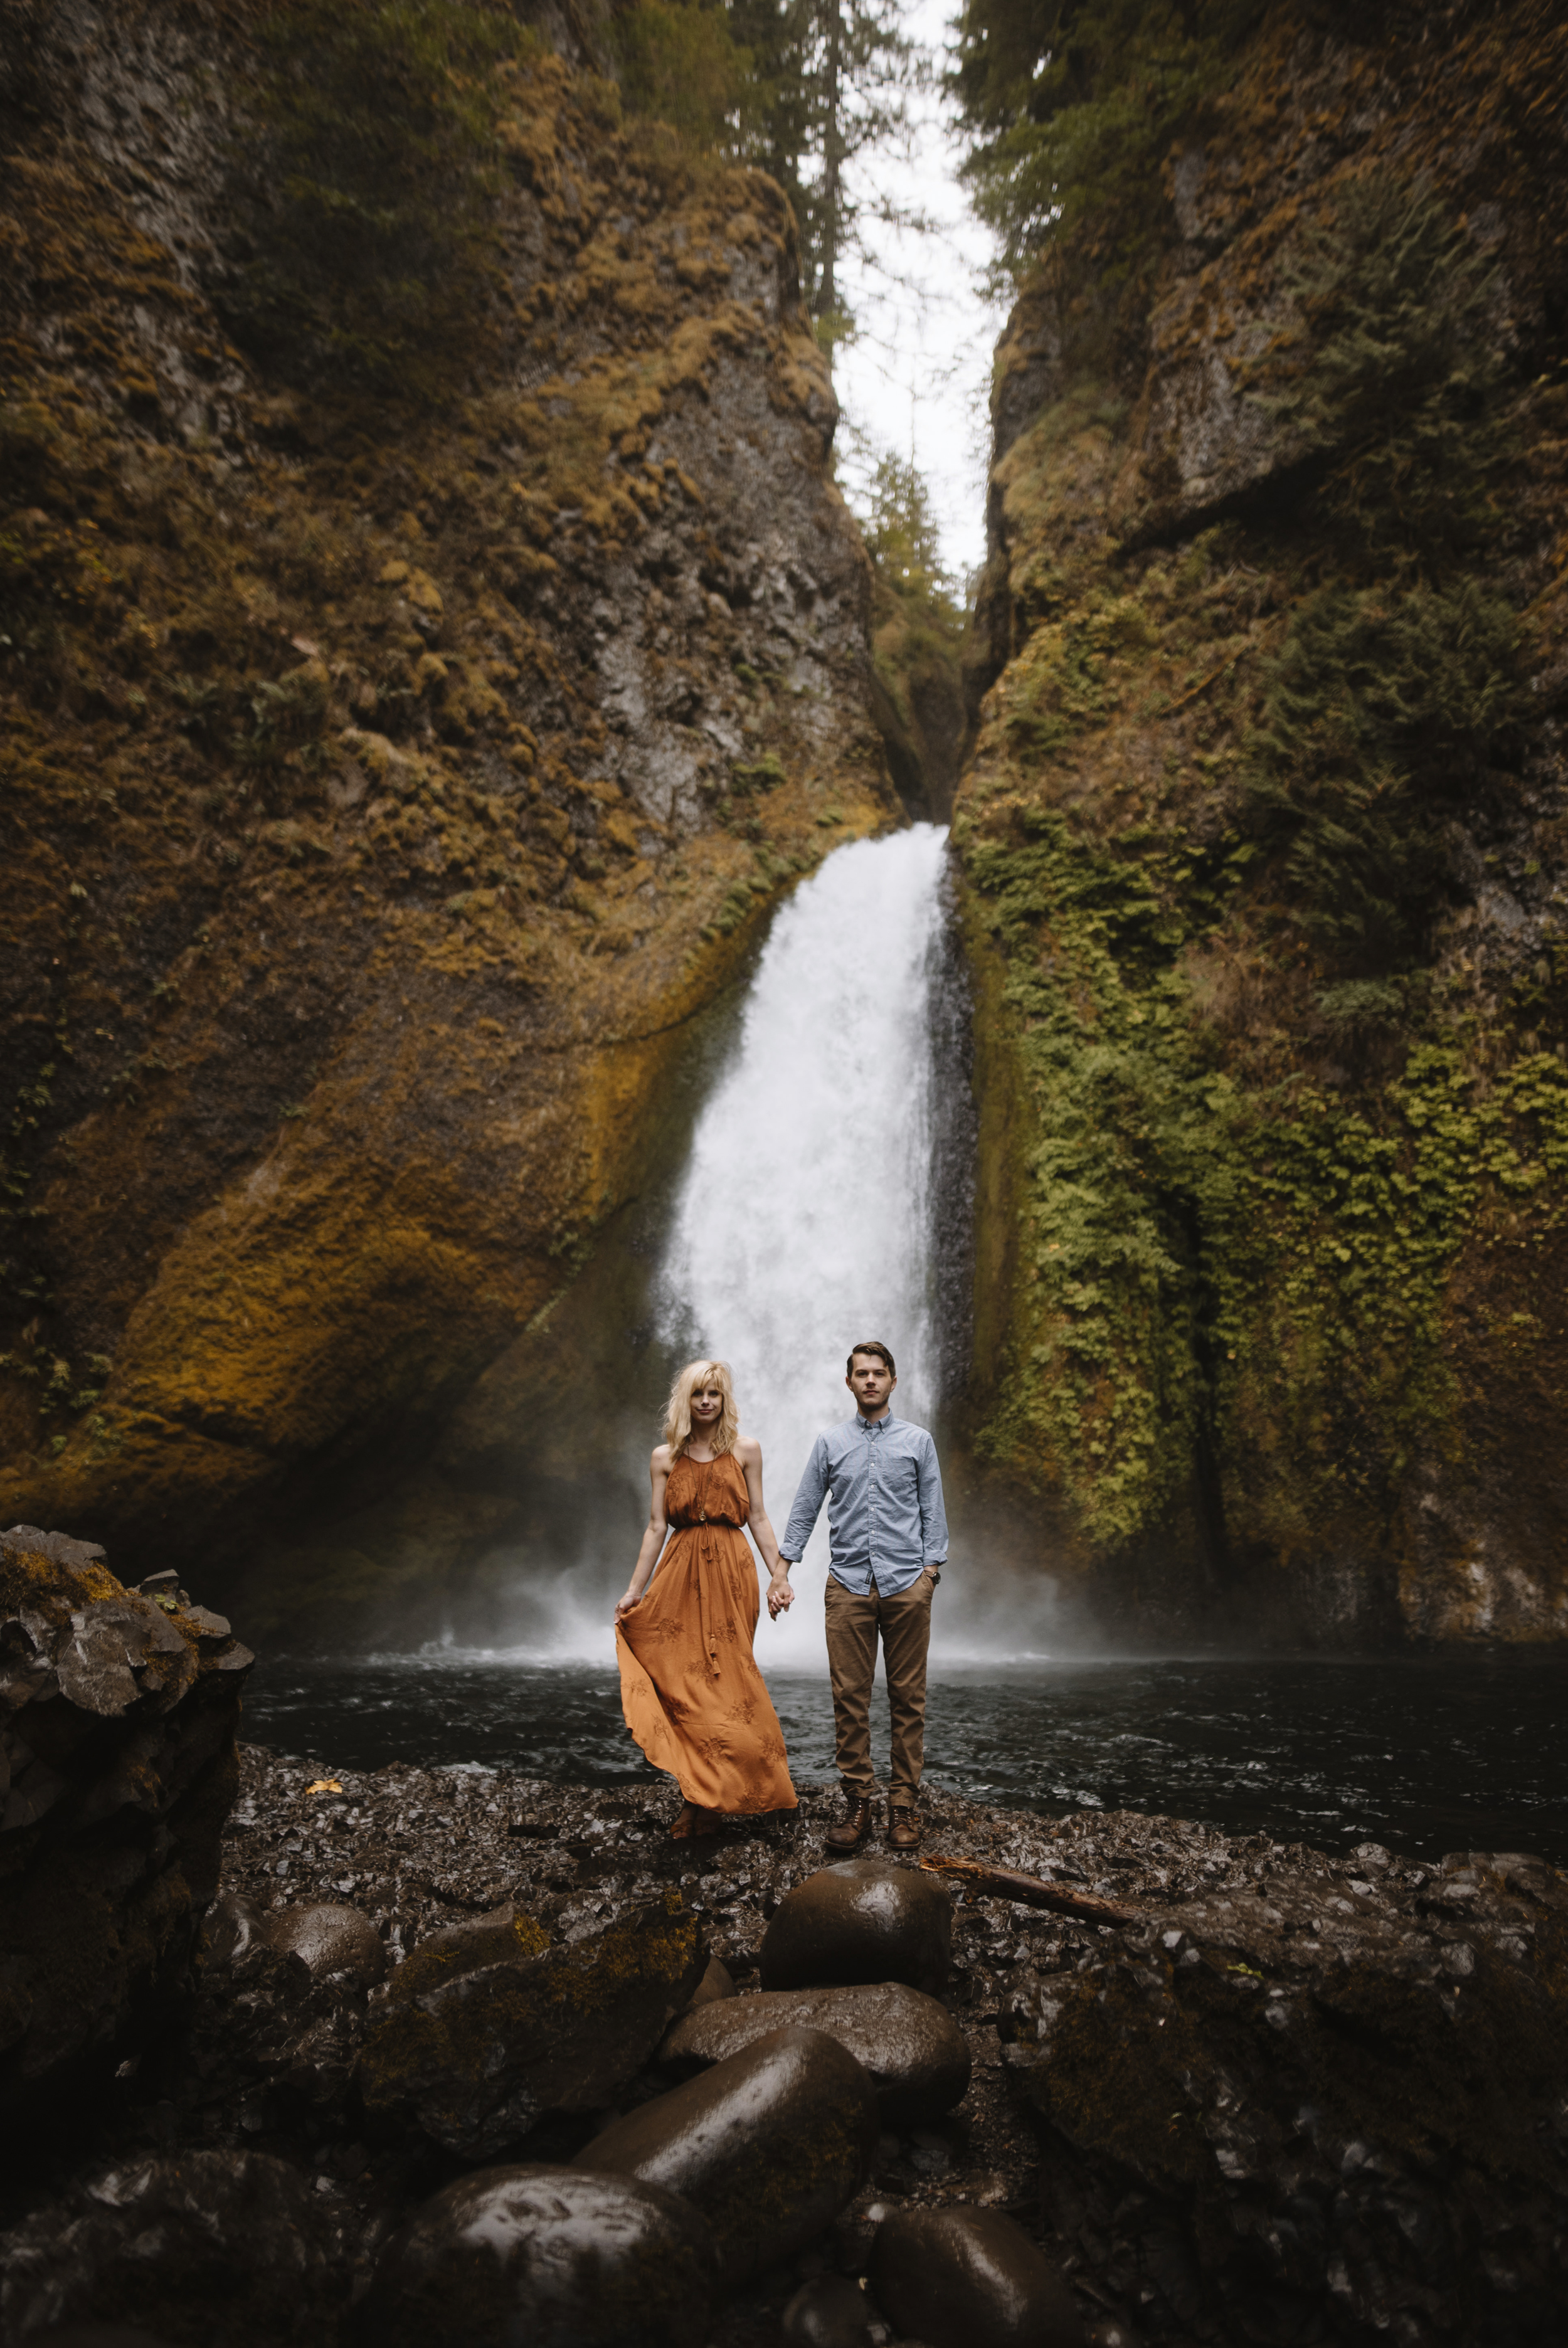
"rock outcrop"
952,0,1568,1642
0,1524,252,2145
0,0,899,1631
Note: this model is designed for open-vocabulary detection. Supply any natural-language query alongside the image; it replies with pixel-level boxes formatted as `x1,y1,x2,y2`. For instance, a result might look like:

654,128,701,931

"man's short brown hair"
847,1340,896,1377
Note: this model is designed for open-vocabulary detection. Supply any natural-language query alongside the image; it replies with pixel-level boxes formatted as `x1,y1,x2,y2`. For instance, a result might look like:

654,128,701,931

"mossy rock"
359,1894,705,2158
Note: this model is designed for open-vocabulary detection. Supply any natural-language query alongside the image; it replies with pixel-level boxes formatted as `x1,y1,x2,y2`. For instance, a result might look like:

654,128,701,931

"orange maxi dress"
617,1451,798,1816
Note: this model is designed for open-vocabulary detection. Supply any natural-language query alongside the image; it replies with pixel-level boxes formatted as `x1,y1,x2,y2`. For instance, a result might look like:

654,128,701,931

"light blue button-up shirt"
779,1412,949,1595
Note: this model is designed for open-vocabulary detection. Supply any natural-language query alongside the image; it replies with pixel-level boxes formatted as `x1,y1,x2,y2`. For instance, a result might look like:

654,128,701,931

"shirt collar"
857,1412,896,1436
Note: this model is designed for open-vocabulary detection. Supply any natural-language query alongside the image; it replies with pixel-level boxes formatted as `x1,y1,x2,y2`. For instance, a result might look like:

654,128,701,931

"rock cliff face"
0,0,898,1621
0,1523,252,2146
953,0,1568,1641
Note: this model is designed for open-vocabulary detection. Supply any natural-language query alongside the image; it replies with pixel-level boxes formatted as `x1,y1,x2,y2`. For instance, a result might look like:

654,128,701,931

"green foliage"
962,805,1568,1547
950,0,1261,285
1249,574,1521,956
1244,174,1523,967
852,447,965,813
225,0,530,394
857,450,958,616
1268,174,1513,569
613,0,752,148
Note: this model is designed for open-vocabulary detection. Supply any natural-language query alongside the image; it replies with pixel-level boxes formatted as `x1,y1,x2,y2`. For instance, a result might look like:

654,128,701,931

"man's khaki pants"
824,1568,936,1809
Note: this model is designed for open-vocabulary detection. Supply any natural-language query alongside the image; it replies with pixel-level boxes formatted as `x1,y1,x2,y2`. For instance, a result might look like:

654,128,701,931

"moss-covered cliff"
953,0,1568,1641
0,0,898,1613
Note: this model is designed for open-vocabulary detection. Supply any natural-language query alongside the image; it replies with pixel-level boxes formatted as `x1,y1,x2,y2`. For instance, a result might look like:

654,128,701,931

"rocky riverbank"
3,1735,1564,2345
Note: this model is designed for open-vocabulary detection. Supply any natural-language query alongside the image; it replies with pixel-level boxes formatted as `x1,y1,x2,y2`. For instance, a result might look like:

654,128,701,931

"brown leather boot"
887,1805,921,1851
825,1795,874,1851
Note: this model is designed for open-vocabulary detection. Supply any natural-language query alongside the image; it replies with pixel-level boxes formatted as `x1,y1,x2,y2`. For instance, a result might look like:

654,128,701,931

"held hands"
766,1567,795,1620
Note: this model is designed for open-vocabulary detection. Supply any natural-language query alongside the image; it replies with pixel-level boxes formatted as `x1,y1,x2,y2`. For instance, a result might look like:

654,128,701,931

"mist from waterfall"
655,823,953,1666
459,823,1071,1666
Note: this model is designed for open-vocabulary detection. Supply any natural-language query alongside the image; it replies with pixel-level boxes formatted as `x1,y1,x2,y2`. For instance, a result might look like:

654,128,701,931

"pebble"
761,1861,953,1994
867,2205,1085,2348
263,1900,385,1985
359,1897,705,2159
660,1980,971,2123
577,2023,879,2288
359,2163,719,2347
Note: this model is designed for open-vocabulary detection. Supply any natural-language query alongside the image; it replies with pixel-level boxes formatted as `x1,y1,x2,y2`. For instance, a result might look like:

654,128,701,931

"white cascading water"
655,823,953,1668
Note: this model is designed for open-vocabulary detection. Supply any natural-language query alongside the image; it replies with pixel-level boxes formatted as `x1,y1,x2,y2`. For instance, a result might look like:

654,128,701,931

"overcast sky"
828,0,1007,587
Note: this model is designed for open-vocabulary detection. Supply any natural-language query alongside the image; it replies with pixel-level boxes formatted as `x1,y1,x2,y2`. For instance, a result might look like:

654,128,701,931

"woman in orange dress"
615,1359,798,1838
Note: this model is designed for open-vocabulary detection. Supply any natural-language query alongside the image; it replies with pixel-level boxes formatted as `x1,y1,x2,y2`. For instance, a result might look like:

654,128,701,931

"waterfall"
655,822,962,1668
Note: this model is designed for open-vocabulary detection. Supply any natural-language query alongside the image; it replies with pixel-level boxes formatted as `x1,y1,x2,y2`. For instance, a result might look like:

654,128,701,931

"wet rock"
391,1901,548,1996
687,1953,736,2007
359,2163,718,2348
203,1889,267,1970
360,1896,705,2159
184,1894,386,2126
760,1861,952,1994
1007,1837,1568,2346
578,2024,879,2289
781,2273,876,2347
660,1980,970,2123
0,2150,332,2345
0,1528,253,2147
264,1899,385,1986
867,2206,1085,2348
36,2332,176,2348
36,2332,175,2348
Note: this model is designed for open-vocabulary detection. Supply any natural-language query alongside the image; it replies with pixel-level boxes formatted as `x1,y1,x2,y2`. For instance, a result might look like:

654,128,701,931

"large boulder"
359,1896,705,2159
576,2023,879,2289
659,1979,970,2123
357,2163,721,2348
867,2206,1085,2348
0,2150,333,2345
760,1860,953,1994
0,1526,253,2150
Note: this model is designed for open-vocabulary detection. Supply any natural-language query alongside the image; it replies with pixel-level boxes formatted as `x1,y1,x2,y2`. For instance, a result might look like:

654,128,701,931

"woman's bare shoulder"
734,1433,763,1465
651,1442,674,1471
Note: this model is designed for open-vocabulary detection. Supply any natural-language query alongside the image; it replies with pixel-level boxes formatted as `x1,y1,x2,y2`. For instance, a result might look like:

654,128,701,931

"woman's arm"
615,1447,671,1625
738,1438,794,1617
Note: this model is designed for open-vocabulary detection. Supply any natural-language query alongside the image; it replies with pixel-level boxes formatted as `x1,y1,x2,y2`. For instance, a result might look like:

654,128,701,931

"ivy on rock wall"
953,0,1568,1639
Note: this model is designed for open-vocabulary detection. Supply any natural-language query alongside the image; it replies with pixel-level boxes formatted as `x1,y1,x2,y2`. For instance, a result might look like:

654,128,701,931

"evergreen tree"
950,0,1260,284
729,0,916,359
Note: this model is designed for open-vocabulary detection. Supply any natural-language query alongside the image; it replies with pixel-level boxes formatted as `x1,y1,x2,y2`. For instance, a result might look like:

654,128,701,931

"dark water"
241,1650,1567,1864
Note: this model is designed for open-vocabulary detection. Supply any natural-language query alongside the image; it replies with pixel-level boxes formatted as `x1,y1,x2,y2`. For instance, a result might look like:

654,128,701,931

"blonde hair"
664,1359,739,1457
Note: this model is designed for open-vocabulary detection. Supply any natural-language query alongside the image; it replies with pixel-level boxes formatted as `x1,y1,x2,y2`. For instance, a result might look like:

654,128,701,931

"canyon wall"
953,0,1568,1641
0,0,900,1629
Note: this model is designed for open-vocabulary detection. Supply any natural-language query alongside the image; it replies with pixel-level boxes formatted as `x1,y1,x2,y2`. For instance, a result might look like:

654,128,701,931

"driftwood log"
919,1854,1136,1928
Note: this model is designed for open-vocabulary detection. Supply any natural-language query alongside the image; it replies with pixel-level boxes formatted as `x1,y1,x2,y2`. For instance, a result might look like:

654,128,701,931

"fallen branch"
921,1853,1137,1928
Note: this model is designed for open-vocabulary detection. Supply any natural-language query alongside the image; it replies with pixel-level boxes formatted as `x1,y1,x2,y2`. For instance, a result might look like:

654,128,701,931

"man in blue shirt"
776,1338,949,1852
